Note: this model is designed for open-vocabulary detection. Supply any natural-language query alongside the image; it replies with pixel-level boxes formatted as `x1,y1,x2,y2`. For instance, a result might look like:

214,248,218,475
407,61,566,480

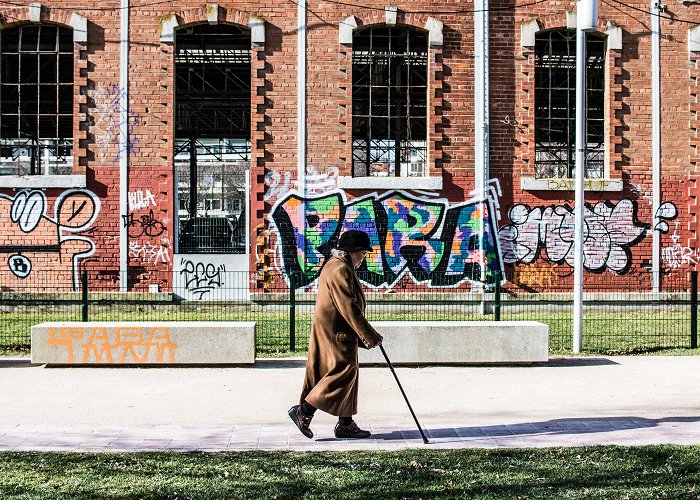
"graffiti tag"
128,189,157,212
179,258,226,299
122,210,165,238
49,325,178,364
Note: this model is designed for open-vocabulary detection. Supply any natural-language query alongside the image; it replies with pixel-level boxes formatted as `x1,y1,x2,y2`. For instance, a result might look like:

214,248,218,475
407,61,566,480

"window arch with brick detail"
174,23,251,254
351,26,428,179
517,17,624,192
0,24,74,176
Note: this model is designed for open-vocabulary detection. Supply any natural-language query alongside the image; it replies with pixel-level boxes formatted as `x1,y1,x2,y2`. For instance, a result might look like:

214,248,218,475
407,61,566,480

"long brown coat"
300,254,382,417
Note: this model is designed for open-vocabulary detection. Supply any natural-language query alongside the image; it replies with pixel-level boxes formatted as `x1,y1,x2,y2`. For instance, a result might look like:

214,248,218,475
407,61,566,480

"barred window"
0,24,74,175
174,24,250,254
534,30,605,179
352,26,428,178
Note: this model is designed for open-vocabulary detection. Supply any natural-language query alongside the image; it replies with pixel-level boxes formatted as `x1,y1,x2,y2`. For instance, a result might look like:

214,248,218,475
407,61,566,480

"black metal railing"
0,268,697,355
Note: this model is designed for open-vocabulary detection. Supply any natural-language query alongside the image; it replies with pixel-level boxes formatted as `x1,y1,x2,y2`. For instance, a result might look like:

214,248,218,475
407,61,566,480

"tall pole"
297,0,307,283
475,0,489,288
574,0,598,353
119,0,129,292
651,1,661,292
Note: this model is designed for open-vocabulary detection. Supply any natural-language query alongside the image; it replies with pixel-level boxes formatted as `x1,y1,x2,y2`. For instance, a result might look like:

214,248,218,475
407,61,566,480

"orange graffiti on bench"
48,326,179,364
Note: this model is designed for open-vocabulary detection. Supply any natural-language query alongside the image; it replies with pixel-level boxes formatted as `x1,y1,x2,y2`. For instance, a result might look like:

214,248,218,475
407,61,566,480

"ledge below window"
0,175,87,189
338,176,442,190
521,177,623,192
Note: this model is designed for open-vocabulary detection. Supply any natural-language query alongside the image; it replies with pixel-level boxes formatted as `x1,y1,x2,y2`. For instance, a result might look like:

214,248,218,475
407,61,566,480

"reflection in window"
174,24,250,254
352,26,428,178
534,30,605,179
0,24,73,175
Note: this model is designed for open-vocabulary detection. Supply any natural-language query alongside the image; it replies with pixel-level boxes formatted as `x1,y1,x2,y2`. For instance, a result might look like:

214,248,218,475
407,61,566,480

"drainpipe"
297,0,306,284
651,1,661,292
475,0,489,293
119,0,129,292
297,2,307,195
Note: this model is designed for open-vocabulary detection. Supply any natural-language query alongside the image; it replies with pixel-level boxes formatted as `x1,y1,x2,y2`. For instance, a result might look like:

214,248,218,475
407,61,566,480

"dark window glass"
174,24,251,254
0,24,73,175
534,29,605,179
352,26,428,177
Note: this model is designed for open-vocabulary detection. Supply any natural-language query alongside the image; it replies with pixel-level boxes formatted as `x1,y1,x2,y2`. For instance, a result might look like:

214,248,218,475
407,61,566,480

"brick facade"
0,0,698,293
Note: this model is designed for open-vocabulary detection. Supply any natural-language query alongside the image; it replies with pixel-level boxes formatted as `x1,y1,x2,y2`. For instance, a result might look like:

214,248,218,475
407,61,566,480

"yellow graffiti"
513,267,561,289
48,326,178,364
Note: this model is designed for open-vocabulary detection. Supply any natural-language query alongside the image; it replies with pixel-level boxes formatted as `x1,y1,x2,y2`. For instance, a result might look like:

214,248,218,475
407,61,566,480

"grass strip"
1,446,699,499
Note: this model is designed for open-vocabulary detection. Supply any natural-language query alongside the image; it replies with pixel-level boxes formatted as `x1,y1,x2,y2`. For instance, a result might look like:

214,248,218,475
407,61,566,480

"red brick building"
0,0,697,295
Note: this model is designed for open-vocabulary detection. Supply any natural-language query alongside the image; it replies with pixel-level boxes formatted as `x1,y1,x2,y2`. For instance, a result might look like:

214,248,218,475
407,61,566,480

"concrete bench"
31,321,256,365
359,321,548,365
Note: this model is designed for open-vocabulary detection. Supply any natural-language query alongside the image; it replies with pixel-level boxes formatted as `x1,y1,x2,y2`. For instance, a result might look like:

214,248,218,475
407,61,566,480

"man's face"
351,250,369,269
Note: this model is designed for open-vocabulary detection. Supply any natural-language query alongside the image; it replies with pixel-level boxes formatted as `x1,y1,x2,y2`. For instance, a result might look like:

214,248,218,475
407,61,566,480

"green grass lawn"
1,446,699,499
0,306,696,356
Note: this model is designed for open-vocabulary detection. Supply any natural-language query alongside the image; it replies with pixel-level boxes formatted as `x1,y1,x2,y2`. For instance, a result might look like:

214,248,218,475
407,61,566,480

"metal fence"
0,268,697,355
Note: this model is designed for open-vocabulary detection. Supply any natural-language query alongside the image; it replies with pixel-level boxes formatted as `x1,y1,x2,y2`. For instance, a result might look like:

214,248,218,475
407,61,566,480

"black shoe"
288,405,313,439
334,421,371,439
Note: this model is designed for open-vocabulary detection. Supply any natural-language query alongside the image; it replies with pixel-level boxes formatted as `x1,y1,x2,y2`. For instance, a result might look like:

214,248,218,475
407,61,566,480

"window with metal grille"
174,24,250,254
352,26,428,178
534,30,605,179
0,24,73,176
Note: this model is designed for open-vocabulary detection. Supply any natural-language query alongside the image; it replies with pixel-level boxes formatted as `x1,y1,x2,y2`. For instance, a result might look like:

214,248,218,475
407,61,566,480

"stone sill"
0,175,87,189
338,175,442,190
521,177,623,192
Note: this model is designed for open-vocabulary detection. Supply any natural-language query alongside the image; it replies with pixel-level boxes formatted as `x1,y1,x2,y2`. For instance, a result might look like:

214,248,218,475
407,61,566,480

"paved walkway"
1,356,699,451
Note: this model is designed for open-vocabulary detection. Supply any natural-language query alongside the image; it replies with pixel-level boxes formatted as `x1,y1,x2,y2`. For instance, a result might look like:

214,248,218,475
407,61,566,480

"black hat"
336,230,373,252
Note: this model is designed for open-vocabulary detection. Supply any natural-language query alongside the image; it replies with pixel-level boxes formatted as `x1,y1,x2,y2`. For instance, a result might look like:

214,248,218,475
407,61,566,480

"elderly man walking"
288,230,383,439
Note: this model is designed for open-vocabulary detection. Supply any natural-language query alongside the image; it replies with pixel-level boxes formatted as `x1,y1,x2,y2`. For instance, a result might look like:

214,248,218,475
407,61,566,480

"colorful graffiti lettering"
498,199,650,274
271,190,503,288
0,189,100,288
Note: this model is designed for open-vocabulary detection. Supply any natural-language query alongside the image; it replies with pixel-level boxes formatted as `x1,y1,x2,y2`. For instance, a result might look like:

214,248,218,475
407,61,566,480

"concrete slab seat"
31,321,255,366
359,321,548,365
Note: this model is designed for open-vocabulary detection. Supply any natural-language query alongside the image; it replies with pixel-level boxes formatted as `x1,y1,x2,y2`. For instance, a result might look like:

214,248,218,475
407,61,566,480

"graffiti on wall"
89,83,140,164
264,166,339,202
271,190,503,288
129,241,171,265
179,258,226,299
661,220,699,269
497,199,650,274
0,189,100,288
654,202,678,234
48,325,178,364
128,189,157,212
122,210,166,238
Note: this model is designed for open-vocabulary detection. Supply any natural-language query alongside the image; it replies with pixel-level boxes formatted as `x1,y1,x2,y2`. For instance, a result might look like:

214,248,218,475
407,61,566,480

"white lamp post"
573,0,598,353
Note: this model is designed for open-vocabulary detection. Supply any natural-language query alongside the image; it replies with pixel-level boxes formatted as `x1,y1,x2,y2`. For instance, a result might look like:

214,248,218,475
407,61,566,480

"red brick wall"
1,0,699,292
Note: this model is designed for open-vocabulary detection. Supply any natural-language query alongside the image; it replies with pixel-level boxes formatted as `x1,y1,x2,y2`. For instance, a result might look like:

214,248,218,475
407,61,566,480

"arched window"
0,24,73,175
534,29,605,179
174,24,250,254
352,26,428,178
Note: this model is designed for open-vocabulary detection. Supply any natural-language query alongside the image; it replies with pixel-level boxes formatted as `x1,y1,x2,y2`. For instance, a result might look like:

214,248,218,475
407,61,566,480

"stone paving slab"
1,355,699,452
0,418,699,452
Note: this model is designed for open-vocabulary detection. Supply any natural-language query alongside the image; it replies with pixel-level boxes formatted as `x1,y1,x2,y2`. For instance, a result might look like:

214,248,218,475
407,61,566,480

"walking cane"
379,344,430,444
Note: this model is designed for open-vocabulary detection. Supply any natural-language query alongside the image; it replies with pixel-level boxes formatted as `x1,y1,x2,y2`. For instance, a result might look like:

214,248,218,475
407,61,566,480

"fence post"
692,271,698,349
81,269,88,322
289,272,296,352
494,270,501,321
